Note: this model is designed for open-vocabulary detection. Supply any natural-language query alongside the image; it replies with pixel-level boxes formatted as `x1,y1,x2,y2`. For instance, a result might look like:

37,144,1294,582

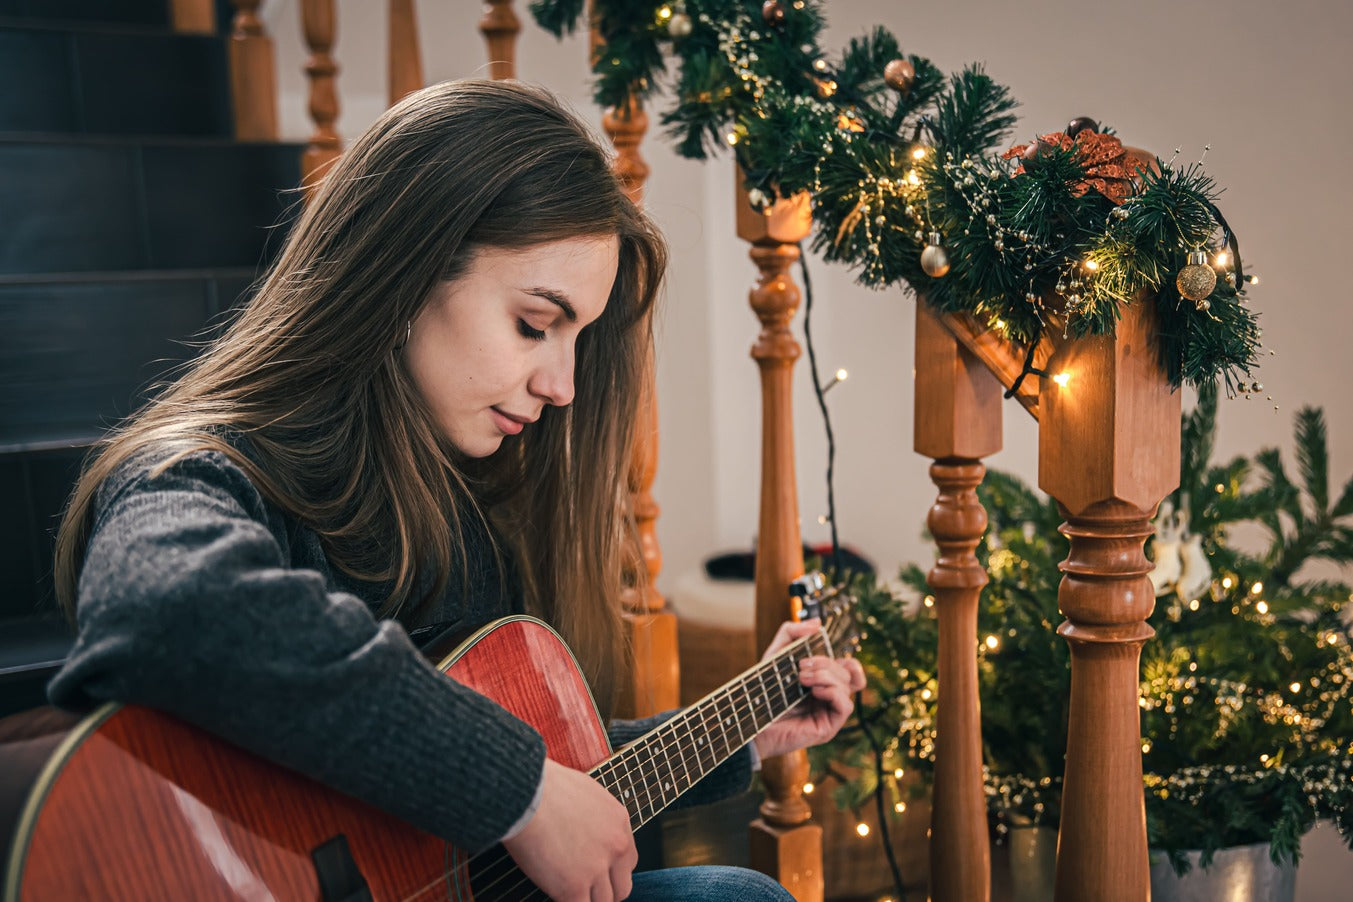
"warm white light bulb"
803,782,815,794
911,147,928,160
1052,372,1071,387
1290,682,1301,694
1084,258,1099,271
1256,600,1269,615
836,368,849,382
856,823,870,837
658,5,672,19
1215,251,1229,267
1251,581,1263,595
985,635,999,649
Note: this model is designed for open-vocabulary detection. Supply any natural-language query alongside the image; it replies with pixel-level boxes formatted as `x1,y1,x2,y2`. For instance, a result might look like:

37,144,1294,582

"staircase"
0,0,302,717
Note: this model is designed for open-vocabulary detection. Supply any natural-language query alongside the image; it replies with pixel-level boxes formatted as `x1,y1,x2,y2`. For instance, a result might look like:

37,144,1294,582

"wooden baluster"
300,0,341,190
227,0,278,141
737,175,822,902
480,1,521,81
170,0,215,34
598,95,677,718
914,303,999,902
388,0,424,106
1039,295,1180,901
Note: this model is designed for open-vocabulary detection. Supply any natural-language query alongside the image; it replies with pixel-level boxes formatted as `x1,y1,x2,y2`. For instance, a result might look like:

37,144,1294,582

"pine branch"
1296,407,1331,513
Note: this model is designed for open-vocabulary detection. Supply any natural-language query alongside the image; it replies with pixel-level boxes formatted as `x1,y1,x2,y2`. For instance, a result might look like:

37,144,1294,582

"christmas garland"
532,0,1262,391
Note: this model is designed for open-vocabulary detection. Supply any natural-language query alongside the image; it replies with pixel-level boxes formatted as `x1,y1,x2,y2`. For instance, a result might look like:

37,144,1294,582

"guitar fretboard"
589,630,831,829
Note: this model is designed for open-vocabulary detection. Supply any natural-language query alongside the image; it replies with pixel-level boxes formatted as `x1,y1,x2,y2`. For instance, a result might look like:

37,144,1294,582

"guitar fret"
585,615,854,833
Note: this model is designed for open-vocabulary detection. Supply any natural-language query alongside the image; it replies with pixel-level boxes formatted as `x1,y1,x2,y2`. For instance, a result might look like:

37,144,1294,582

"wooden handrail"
914,303,1000,902
736,176,823,902
938,311,1051,420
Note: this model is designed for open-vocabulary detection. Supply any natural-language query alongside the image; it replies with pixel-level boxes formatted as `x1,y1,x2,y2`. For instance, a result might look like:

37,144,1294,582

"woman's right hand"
502,757,637,901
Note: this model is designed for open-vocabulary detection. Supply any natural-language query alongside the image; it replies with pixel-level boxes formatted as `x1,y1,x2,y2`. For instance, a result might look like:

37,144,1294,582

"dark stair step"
0,22,233,138
0,268,258,452
0,135,301,275
0,0,170,30
0,615,75,720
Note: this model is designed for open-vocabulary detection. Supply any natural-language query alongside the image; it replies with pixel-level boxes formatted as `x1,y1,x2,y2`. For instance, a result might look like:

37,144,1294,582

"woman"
50,79,864,901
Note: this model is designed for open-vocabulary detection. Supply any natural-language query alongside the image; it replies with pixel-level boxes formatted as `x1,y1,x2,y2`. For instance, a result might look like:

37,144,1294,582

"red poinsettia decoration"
1002,131,1148,205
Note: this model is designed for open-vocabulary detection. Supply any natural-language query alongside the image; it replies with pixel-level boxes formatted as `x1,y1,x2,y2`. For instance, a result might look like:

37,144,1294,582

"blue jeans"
628,866,794,901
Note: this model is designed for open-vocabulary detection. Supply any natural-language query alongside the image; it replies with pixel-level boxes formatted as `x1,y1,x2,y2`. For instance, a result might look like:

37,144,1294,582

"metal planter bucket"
1149,842,1295,902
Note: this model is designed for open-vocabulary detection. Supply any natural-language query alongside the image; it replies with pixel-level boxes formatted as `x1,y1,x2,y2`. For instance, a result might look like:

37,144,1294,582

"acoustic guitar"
0,575,855,900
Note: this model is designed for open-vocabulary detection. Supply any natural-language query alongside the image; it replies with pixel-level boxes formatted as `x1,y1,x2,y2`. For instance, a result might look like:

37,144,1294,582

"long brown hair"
54,79,665,715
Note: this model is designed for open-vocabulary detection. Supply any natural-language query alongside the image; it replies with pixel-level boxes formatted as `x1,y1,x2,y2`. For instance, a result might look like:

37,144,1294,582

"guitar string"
460,635,825,900
458,632,836,902
399,628,839,902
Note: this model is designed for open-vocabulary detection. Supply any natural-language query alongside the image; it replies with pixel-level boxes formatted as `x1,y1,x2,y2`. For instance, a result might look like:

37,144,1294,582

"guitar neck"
588,629,832,830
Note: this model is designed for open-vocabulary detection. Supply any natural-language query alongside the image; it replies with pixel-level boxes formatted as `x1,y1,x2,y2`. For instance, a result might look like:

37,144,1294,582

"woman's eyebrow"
523,287,578,322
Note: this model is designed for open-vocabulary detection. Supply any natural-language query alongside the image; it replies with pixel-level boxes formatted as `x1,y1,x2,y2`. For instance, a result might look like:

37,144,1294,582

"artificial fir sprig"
531,0,1263,391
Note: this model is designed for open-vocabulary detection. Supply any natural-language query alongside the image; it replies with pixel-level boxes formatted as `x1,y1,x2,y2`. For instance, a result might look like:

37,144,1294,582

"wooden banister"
388,0,424,107
914,302,1000,902
300,0,341,190
736,177,823,902
480,1,521,81
227,0,278,142
938,312,1051,420
1038,294,1179,901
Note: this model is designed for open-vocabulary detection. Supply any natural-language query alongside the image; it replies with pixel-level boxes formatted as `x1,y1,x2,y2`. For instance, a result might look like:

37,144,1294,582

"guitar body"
1,616,610,901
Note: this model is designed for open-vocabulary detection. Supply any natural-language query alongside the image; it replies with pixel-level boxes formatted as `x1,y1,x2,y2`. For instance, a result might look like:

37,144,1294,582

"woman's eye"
517,319,547,342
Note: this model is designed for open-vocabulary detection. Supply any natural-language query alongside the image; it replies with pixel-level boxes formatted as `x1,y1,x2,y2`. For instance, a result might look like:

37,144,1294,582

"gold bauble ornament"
920,231,950,278
1176,249,1217,305
883,58,916,93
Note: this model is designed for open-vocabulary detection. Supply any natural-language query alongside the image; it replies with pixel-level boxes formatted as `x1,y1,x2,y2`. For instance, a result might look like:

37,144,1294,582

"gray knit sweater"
48,446,750,853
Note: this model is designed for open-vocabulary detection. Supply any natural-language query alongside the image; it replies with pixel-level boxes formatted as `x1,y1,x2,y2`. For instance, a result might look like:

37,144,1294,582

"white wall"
258,1,1352,890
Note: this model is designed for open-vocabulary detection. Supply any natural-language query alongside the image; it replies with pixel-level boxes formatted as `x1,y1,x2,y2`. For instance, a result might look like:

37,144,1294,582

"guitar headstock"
789,571,860,657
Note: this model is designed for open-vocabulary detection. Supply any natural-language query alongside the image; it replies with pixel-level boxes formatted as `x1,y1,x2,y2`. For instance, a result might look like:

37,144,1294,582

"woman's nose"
529,346,575,407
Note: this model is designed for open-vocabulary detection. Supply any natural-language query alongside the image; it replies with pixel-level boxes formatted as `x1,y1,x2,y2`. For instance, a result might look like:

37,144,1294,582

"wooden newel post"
914,303,999,902
1039,295,1180,902
736,174,822,902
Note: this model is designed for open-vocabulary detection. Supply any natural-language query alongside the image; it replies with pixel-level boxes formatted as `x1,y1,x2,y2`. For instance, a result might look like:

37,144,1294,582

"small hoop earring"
394,320,411,352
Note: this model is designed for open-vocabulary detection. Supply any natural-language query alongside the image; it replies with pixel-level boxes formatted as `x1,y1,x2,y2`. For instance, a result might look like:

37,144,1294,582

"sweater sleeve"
47,450,546,853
